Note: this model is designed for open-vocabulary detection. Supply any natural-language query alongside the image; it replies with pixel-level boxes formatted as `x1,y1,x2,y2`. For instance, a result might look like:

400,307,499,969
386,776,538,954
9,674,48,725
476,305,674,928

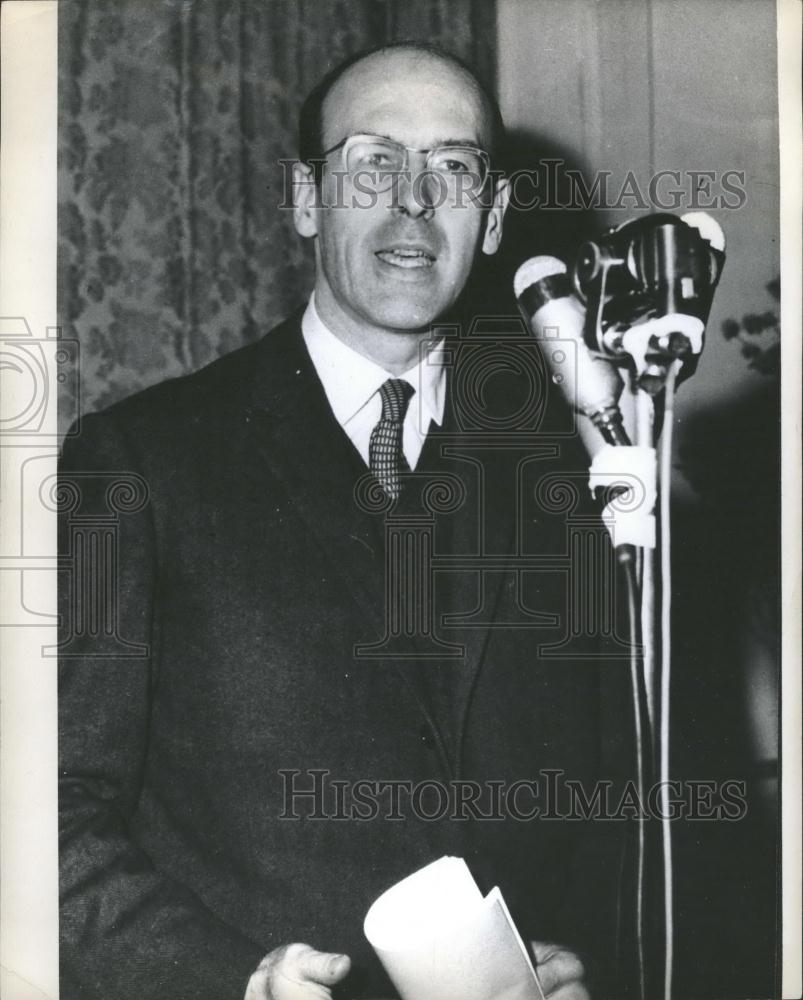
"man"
59,43,630,1000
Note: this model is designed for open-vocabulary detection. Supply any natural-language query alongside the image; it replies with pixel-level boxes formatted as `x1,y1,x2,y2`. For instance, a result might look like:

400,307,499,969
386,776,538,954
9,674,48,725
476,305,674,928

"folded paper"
364,856,545,1000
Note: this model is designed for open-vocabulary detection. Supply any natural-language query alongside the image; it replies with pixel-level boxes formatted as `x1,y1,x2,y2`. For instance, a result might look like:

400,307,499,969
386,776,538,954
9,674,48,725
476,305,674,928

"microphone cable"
659,359,682,1000
620,544,647,1000
636,391,657,734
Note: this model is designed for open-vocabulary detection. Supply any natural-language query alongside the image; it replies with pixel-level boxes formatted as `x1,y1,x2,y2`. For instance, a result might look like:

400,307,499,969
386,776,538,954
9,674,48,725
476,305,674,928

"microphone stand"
573,212,724,1000
619,346,684,1000
588,337,685,1000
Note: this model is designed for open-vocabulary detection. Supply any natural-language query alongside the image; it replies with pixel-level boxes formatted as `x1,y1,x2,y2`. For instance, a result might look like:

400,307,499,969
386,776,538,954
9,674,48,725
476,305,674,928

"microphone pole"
515,213,726,1000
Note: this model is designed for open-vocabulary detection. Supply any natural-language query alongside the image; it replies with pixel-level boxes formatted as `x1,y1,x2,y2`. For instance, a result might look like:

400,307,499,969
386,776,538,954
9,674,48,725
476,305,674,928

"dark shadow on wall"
670,382,780,998
453,128,607,449
466,128,606,319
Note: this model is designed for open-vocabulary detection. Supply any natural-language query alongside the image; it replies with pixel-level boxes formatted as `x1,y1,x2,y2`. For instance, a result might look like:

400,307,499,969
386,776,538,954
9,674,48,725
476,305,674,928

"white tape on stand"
588,444,657,548
621,313,704,376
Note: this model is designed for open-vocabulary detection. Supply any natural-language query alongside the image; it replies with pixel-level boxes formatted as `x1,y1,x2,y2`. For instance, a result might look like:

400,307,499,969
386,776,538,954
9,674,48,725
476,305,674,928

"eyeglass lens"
343,137,486,189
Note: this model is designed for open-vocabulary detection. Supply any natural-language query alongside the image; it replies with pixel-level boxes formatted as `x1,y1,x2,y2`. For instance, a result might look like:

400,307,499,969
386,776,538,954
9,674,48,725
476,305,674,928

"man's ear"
292,161,319,238
481,176,510,256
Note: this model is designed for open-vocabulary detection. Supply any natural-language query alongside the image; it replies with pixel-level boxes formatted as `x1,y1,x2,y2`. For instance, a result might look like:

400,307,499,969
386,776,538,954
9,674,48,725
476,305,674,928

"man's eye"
353,148,397,170
439,159,471,173
363,152,393,167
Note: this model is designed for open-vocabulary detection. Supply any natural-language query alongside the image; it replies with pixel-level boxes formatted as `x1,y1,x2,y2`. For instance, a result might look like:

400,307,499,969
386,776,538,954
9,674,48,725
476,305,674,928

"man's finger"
531,942,585,997
246,944,352,999
289,945,351,985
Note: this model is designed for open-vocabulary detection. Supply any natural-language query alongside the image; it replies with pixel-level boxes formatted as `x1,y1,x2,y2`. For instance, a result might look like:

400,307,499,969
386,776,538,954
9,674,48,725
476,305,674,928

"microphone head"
513,256,567,300
681,211,726,251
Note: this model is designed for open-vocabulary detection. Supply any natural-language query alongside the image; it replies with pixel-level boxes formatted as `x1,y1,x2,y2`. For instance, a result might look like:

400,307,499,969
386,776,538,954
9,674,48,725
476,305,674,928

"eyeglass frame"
318,133,493,192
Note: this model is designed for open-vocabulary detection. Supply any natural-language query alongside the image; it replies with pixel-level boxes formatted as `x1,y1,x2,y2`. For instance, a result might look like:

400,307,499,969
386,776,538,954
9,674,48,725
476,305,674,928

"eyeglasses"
320,133,491,193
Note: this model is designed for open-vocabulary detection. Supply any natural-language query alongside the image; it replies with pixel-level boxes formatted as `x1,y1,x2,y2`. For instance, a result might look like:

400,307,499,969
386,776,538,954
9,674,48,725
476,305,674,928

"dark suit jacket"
59,314,635,999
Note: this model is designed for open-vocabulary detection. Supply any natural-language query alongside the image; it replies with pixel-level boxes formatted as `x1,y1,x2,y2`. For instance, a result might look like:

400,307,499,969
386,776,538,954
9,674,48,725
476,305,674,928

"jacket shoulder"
88,313,303,431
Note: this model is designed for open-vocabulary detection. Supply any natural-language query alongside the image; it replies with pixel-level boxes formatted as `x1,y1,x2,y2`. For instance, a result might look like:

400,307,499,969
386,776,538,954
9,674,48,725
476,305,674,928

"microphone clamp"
572,212,726,393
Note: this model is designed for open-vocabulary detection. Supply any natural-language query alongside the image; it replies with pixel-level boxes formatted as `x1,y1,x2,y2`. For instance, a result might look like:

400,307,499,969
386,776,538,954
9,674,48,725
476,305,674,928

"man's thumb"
294,947,351,984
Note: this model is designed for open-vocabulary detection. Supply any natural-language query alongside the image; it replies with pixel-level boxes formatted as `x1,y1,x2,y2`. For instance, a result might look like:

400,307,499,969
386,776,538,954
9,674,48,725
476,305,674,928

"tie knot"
378,378,414,423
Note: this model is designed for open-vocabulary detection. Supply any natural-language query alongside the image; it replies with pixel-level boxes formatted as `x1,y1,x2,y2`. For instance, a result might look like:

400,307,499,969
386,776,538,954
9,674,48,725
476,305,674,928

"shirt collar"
301,293,446,431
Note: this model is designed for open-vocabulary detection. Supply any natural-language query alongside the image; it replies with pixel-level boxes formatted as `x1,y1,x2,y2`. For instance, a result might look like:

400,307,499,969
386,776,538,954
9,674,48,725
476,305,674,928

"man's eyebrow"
436,137,485,148
358,131,484,148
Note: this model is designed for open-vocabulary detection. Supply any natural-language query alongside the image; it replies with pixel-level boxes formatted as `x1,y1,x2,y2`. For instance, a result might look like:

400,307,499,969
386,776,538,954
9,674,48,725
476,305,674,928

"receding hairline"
297,42,506,175
321,45,496,148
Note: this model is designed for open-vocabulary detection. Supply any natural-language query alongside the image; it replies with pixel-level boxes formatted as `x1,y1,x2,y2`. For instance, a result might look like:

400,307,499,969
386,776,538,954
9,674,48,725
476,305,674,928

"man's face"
294,51,507,345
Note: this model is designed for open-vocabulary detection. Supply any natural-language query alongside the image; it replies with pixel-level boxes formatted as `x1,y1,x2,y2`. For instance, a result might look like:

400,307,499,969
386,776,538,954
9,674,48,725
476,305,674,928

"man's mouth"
375,246,436,269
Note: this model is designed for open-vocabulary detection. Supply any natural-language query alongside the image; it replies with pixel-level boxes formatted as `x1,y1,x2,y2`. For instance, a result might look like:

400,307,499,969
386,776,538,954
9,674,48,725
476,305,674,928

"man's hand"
532,941,590,1000
244,943,351,999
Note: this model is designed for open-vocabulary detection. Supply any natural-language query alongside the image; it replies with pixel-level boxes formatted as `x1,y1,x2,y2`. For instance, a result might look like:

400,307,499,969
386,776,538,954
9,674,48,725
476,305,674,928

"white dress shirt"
301,294,446,469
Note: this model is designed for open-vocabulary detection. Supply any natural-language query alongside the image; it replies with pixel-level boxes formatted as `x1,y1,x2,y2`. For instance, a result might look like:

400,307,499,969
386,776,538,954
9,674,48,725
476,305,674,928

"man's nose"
391,155,438,218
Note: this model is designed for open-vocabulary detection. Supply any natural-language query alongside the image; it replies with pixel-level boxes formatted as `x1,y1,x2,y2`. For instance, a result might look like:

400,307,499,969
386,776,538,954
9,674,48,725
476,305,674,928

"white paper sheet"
364,857,545,1000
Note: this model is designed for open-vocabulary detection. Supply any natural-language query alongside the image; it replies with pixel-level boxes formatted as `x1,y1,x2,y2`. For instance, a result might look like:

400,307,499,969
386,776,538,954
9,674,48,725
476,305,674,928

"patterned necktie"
369,378,415,500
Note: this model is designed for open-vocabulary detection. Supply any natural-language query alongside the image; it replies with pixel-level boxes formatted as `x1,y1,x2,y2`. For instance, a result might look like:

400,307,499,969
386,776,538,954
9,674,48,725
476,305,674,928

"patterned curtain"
58,0,498,422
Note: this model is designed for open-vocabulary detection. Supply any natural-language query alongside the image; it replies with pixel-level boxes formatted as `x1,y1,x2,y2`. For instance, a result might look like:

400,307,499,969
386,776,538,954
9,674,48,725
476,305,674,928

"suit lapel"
243,317,391,637
416,356,518,778
241,318,457,777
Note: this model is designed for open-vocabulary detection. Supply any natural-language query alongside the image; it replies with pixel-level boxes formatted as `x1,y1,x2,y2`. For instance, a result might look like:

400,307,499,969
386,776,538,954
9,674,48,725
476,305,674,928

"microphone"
572,212,726,392
680,211,725,252
679,211,726,326
514,256,629,446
